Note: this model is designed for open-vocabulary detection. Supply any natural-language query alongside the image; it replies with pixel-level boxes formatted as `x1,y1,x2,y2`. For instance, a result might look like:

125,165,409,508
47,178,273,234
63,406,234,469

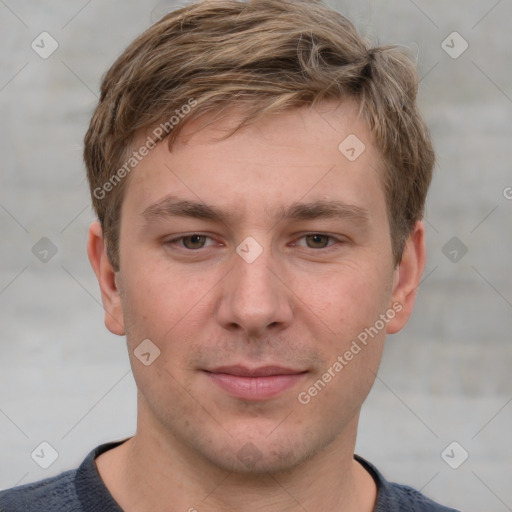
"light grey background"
1,1,511,511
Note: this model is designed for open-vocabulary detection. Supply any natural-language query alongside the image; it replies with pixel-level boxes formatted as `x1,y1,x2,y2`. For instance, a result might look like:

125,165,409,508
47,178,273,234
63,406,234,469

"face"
90,100,424,475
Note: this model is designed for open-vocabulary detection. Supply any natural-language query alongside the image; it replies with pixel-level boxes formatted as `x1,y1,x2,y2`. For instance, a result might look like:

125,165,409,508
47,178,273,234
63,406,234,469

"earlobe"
386,221,426,335
87,221,126,336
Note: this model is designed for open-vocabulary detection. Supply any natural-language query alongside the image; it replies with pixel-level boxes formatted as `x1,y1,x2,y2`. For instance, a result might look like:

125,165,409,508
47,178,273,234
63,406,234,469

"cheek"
295,329,385,441
297,264,392,338
119,257,211,342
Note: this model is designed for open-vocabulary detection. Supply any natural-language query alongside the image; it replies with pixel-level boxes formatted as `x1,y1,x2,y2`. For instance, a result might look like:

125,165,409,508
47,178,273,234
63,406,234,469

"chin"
198,429,324,476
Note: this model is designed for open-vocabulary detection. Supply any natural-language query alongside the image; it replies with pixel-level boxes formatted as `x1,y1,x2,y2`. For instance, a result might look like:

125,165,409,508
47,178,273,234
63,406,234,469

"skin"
88,99,426,512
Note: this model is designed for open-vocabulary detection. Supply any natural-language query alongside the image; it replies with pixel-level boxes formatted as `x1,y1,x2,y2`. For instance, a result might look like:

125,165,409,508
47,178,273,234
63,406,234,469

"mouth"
202,365,308,401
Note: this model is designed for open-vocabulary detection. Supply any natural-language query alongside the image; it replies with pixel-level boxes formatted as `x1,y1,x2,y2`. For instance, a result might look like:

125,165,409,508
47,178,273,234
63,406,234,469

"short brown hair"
84,0,435,270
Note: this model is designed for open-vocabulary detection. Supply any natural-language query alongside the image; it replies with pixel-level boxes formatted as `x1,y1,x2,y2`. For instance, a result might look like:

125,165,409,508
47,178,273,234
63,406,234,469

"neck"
96,414,377,512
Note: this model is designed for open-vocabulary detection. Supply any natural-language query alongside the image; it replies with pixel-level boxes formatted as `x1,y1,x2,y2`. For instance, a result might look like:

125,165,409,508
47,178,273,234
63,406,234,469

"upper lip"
205,365,307,377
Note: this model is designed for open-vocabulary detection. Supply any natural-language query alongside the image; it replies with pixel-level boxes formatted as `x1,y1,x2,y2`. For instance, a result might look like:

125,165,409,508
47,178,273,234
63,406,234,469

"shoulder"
354,454,461,512
0,469,80,512
0,440,127,512
383,481,461,511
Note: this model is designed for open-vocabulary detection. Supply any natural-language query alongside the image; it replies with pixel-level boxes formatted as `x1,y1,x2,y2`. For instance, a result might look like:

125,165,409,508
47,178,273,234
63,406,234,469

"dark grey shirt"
0,440,461,511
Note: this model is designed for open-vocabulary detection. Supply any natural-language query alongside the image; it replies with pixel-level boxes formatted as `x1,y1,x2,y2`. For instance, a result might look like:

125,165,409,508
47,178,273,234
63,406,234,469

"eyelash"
165,233,344,252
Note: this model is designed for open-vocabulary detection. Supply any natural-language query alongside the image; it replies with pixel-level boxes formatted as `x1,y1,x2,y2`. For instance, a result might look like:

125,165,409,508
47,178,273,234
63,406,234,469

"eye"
294,234,340,250
167,234,216,250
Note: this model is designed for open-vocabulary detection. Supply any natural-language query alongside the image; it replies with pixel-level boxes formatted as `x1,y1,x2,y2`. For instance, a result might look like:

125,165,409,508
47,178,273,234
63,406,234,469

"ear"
386,220,426,335
87,221,125,336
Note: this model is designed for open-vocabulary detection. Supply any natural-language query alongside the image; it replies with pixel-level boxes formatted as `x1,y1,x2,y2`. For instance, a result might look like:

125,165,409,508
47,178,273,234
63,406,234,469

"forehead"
122,100,387,224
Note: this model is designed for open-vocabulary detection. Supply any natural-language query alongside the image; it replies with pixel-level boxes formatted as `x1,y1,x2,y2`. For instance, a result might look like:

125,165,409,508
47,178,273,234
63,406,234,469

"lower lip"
204,371,307,401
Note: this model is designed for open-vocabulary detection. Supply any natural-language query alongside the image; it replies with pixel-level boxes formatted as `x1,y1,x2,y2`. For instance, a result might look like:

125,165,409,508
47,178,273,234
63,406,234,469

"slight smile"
203,365,309,401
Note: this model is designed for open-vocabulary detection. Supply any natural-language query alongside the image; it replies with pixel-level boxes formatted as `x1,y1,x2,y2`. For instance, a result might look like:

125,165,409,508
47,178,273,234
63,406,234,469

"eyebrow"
141,195,370,226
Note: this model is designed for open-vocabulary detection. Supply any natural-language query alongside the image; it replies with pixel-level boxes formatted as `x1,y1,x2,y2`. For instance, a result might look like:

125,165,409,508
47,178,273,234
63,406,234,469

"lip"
203,365,308,401
208,365,304,377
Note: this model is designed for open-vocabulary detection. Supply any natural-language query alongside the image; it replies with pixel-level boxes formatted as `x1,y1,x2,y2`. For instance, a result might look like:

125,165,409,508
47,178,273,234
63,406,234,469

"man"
0,0,461,510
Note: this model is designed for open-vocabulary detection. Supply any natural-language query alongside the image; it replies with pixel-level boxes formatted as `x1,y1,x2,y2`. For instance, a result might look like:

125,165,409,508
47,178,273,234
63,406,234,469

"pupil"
309,234,326,247
185,235,204,248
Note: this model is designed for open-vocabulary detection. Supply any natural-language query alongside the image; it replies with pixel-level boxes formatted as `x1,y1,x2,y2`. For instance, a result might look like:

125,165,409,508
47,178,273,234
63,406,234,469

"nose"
215,242,293,337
